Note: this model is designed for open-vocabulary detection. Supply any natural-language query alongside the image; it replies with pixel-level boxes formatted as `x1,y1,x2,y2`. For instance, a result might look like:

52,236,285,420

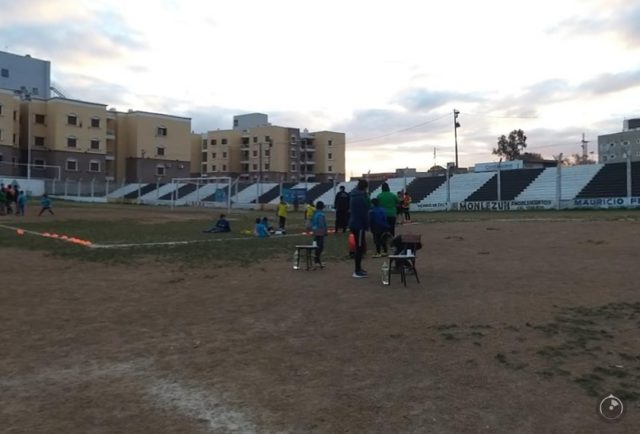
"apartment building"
13,96,192,183
598,118,640,164
0,50,51,99
114,110,191,182
201,113,345,182
0,89,21,176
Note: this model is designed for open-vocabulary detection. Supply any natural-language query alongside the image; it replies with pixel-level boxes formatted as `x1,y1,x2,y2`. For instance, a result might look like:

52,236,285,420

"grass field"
1,202,640,433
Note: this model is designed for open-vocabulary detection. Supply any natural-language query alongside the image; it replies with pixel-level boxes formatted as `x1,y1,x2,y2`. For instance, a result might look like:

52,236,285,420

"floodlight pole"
497,158,502,202
16,87,33,180
453,109,460,168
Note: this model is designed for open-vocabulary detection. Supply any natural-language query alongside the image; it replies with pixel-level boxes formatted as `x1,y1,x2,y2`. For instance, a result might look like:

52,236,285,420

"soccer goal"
169,176,233,213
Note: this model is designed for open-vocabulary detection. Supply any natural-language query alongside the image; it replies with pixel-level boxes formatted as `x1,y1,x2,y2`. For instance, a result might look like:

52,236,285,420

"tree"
570,153,596,165
517,152,543,162
493,129,527,160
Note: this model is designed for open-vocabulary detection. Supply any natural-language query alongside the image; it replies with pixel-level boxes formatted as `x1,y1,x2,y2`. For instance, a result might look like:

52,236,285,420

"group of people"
0,183,27,216
348,180,413,278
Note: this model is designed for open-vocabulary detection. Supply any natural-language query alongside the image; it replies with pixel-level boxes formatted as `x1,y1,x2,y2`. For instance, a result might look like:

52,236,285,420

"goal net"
169,176,233,213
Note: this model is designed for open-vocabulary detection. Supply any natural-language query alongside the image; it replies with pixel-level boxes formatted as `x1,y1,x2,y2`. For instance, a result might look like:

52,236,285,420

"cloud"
394,88,482,112
579,69,640,95
550,1,640,46
0,8,147,68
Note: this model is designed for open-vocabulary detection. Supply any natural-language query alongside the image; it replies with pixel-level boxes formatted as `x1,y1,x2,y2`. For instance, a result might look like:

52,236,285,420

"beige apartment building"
114,110,191,182
14,96,192,183
201,114,346,182
0,88,21,177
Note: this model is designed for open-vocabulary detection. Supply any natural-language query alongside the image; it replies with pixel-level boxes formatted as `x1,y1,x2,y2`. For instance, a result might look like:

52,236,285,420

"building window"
90,117,100,128
67,136,77,148
156,165,165,176
156,146,165,156
328,140,333,146
221,138,228,145
202,139,207,149
32,87,39,96
35,114,45,124
67,114,78,126
211,152,217,159
211,165,217,171
265,136,271,143
34,159,45,169
222,151,227,158
0,105,3,116
253,136,258,143
210,139,217,145
291,163,297,171
265,163,270,171
264,149,270,157
328,166,333,172
233,119,239,127
252,150,258,157
253,164,258,170
90,139,100,150
222,164,227,171
328,153,333,160
157,126,167,136
0,129,3,142
34,136,45,146
1,68,8,78
290,150,296,158
66,159,78,171
89,160,101,172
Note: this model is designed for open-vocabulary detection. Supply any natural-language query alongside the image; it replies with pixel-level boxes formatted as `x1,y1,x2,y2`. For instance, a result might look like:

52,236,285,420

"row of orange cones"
16,228,93,246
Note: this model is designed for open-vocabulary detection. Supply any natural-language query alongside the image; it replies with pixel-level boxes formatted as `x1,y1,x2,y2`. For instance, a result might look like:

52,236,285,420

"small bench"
387,253,419,287
294,244,317,270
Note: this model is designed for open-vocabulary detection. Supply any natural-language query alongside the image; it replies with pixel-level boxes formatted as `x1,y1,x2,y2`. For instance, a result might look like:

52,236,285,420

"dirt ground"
1,215,640,433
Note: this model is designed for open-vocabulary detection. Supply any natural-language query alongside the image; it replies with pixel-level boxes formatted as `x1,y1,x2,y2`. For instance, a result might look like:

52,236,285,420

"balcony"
106,129,116,139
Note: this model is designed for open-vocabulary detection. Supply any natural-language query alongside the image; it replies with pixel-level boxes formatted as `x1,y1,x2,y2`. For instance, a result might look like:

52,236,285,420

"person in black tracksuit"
334,185,350,233
349,179,370,278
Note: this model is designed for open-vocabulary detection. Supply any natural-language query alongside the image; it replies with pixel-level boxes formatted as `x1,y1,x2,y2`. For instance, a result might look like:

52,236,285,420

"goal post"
170,176,233,214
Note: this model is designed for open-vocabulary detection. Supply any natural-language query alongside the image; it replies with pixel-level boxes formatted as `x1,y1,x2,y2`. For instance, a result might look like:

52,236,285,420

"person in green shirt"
376,182,400,236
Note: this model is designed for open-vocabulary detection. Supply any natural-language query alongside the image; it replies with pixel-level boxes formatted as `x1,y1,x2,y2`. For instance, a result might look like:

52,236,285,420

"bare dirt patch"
1,218,640,433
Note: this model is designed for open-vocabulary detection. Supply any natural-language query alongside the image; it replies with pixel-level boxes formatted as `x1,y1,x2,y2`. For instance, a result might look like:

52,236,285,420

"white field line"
0,223,310,249
0,360,259,433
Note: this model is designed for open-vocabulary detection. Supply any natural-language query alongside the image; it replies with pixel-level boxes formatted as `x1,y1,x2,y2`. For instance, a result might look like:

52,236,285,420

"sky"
2,0,639,178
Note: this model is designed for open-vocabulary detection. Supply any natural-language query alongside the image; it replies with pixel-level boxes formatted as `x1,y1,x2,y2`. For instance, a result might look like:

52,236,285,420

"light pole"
16,87,33,179
453,109,461,168
497,158,502,202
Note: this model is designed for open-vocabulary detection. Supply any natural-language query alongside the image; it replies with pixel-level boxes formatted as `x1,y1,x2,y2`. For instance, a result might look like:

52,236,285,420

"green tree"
493,129,527,160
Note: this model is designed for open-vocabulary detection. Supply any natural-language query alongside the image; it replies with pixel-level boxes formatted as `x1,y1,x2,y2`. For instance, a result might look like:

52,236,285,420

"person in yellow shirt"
277,196,288,232
304,200,316,231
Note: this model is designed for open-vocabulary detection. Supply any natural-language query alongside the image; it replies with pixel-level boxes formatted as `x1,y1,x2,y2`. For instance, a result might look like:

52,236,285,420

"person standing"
402,191,412,223
38,193,54,216
396,191,404,224
349,179,370,278
376,182,400,236
333,185,350,233
304,200,316,232
369,198,390,257
17,190,27,216
311,201,328,268
276,196,288,231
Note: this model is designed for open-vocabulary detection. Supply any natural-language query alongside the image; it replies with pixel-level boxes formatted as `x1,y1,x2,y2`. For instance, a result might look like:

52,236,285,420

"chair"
387,234,421,286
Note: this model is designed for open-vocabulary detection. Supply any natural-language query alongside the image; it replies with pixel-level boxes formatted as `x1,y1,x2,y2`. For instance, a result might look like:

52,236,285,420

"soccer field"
1,203,639,433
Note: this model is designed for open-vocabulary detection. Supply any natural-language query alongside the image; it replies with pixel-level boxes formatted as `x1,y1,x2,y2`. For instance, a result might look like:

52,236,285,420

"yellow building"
15,97,193,183
113,110,192,182
201,114,345,182
0,88,21,177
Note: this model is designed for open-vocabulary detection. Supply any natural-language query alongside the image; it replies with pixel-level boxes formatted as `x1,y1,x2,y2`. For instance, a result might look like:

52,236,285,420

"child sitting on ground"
254,217,269,238
203,214,231,233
